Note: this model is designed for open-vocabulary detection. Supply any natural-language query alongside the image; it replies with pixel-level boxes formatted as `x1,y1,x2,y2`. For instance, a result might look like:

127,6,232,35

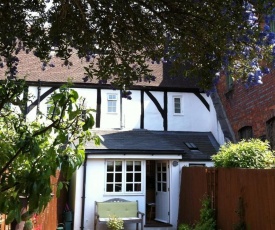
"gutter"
80,154,87,230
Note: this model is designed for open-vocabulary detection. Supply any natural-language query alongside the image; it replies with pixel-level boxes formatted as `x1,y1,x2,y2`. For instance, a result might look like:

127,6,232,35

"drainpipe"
36,80,41,116
80,154,87,229
120,89,123,129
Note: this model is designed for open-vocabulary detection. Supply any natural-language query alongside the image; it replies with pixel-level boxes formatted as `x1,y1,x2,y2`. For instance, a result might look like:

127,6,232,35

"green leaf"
83,116,95,131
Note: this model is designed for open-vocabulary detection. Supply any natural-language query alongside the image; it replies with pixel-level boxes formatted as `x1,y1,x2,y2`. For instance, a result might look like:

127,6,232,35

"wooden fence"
1,171,68,230
178,167,275,230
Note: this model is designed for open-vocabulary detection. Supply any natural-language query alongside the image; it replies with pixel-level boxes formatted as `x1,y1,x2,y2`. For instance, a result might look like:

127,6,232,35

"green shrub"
194,197,216,230
178,223,192,230
178,196,215,230
212,139,275,168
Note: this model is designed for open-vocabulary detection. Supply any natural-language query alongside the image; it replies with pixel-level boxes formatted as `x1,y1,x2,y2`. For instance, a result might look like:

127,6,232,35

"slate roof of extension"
0,50,201,90
86,129,220,160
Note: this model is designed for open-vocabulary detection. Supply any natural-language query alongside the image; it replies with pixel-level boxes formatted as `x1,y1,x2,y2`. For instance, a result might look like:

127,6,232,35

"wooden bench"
94,198,145,230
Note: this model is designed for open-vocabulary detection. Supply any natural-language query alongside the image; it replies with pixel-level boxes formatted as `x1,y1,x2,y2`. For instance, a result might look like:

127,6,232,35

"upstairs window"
105,160,143,194
266,117,275,150
107,94,117,113
173,96,182,114
238,126,253,140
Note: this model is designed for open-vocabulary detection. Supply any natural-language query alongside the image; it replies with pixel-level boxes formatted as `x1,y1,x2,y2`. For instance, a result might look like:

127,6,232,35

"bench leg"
136,222,143,230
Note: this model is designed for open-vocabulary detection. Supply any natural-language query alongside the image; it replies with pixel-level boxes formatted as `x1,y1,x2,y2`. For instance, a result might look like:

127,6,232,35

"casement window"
105,160,143,194
173,96,182,114
238,126,253,140
107,94,117,113
266,117,275,150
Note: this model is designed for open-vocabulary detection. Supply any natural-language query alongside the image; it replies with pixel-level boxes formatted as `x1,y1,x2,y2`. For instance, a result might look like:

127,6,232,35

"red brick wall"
217,71,275,140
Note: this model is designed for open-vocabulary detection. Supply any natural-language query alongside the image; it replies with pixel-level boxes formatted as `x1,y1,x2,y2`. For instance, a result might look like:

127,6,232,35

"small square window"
107,94,117,113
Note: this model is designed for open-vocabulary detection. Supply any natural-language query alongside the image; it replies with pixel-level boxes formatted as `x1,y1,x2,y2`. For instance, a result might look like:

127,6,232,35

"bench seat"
94,198,144,230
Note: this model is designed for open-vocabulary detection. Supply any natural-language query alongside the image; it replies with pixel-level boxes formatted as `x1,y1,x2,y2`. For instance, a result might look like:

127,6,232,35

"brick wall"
217,71,275,140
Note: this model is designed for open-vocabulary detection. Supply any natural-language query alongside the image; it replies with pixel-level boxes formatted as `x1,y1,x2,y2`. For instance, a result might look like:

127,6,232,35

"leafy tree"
0,1,275,89
0,78,99,223
212,139,275,168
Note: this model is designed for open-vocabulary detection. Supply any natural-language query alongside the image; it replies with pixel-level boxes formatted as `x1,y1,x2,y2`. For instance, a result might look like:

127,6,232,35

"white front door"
155,161,170,223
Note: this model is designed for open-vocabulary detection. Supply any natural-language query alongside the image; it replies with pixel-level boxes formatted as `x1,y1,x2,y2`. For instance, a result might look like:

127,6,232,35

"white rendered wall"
168,93,210,132
206,94,225,145
100,89,121,129
26,86,224,145
83,159,146,230
26,86,38,122
143,91,164,130
121,90,141,129
74,88,97,118
167,92,224,145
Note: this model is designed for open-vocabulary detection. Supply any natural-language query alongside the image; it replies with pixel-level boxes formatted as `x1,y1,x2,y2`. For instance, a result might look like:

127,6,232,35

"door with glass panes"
155,161,170,223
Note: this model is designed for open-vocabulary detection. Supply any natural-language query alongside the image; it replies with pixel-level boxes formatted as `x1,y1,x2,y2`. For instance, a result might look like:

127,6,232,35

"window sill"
173,113,184,116
104,192,144,196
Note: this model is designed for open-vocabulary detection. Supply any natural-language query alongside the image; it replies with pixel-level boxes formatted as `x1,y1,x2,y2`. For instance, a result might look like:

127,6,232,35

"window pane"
157,173,161,181
115,161,122,171
107,161,114,172
126,173,133,182
115,173,122,182
126,161,133,171
162,164,166,171
157,182,161,191
115,184,122,192
106,184,113,192
163,183,167,192
108,100,117,113
134,183,141,192
135,173,141,182
126,184,133,192
134,161,141,171
163,173,166,181
107,173,113,182
157,164,161,171
174,98,181,113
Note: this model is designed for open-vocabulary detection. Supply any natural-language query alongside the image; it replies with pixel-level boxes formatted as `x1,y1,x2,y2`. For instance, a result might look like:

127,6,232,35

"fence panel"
178,167,209,226
178,167,275,230
1,171,67,230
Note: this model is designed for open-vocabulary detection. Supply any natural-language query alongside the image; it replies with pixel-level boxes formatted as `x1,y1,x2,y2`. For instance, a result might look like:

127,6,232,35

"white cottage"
10,52,224,230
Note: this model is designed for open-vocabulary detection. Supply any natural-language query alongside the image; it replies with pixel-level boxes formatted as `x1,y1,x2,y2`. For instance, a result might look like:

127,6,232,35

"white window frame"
105,160,144,195
107,94,117,113
173,96,183,115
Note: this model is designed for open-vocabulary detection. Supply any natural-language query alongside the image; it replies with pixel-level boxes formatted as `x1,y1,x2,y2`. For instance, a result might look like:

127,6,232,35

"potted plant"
23,220,33,230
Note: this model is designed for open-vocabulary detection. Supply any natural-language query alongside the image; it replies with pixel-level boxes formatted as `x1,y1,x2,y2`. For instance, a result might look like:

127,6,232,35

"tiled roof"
86,129,220,160
0,50,200,89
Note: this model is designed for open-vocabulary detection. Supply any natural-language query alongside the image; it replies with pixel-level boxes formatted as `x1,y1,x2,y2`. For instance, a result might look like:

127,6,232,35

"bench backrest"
96,201,138,218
